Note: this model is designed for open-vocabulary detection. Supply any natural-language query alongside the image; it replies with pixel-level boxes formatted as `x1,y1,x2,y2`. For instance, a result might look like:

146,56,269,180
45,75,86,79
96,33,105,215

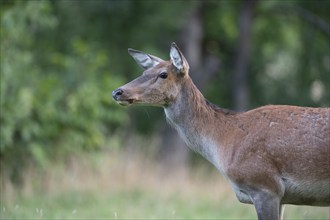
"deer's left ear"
170,42,189,74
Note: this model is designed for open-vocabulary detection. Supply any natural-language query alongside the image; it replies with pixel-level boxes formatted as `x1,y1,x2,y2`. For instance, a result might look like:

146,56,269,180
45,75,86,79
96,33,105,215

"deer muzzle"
112,88,135,106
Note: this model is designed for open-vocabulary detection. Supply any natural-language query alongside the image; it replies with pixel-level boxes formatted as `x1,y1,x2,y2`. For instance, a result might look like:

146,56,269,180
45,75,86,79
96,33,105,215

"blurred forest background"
1,0,329,219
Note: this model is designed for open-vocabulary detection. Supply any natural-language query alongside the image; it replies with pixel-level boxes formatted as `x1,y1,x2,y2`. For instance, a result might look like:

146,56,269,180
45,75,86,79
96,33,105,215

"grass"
1,149,329,219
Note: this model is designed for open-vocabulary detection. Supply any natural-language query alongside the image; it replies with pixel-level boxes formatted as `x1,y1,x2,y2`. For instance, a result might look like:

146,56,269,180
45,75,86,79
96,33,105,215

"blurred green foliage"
0,1,128,182
0,0,329,183
203,0,329,108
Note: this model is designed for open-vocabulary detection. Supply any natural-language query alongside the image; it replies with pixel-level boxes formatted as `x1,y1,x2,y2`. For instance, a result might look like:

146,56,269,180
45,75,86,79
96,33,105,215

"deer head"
112,43,189,107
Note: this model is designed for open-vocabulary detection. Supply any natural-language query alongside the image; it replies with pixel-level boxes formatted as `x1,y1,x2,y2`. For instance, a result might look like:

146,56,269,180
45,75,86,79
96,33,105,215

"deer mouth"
116,98,136,106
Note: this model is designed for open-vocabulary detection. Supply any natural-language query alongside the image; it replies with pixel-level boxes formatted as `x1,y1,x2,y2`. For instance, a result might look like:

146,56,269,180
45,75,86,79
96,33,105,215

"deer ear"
128,48,163,69
170,42,189,74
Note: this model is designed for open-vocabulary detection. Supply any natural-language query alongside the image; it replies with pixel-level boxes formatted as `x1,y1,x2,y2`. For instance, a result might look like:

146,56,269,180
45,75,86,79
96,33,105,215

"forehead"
143,61,171,75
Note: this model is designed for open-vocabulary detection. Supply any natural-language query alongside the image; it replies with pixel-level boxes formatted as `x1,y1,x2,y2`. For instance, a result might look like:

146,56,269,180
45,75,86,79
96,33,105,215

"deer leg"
279,204,285,220
251,190,281,220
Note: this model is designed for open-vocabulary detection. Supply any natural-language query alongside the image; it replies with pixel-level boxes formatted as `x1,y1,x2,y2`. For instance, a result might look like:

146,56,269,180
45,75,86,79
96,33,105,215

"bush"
0,1,128,183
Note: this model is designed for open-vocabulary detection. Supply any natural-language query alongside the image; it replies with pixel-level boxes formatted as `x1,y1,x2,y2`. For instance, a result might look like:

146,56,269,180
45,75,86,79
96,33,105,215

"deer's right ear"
128,48,163,70
170,42,189,74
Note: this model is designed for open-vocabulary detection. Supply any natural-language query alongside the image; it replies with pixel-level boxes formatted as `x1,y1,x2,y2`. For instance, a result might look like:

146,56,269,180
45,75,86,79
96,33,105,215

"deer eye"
159,72,168,79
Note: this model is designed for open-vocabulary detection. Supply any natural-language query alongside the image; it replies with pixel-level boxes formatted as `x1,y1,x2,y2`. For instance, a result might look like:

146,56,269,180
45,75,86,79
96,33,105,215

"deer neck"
164,77,234,169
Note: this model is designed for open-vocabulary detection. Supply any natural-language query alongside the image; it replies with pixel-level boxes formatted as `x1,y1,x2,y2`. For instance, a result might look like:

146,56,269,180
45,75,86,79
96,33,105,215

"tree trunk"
233,0,257,111
158,2,220,169
157,3,203,169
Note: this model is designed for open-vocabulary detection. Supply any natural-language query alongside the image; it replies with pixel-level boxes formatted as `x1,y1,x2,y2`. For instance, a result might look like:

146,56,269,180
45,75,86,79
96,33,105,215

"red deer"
112,43,330,220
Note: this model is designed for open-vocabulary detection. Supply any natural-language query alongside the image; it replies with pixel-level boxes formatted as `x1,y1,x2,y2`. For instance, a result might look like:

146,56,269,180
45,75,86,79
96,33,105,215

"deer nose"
112,88,123,100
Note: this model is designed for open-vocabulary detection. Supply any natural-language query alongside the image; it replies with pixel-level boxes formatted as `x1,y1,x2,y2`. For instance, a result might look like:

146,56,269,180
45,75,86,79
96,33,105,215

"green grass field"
1,151,329,219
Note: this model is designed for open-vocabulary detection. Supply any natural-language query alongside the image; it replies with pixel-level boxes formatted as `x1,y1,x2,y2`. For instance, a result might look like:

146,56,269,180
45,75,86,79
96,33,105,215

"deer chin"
117,99,162,107
116,98,136,106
